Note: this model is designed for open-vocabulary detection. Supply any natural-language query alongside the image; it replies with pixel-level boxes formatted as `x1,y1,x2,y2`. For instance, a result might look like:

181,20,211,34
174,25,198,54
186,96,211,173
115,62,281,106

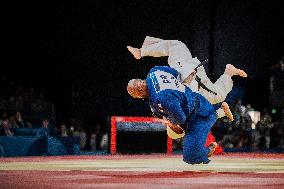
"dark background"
4,0,284,124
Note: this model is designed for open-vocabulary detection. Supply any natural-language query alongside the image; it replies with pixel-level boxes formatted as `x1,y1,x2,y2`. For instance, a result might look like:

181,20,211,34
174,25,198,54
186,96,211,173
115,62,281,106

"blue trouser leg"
194,94,221,117
182,112,217,164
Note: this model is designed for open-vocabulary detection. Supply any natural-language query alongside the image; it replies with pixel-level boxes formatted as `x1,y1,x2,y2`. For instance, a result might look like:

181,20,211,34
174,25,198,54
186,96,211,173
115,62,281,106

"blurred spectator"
59,123,68,137
42,119,49,129
90,123,108,151
264,129,271,149
40,118,50,136
260,109,272,127
0,112,9,125
1,118,13,136
234,99,245,113
71,122,87,150
251,122,262,149
245,104,254,112
15,111,32,128
9,116,18,128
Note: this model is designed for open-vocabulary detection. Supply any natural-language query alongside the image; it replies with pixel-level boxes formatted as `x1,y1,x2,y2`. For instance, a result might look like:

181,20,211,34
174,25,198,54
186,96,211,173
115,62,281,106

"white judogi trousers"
141,36,234,118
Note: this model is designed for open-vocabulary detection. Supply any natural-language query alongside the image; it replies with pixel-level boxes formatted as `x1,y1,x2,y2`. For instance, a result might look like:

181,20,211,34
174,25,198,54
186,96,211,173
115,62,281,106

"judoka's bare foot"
208,142,217,157
127,46,141,59
225,64,247,77
221,102,234,121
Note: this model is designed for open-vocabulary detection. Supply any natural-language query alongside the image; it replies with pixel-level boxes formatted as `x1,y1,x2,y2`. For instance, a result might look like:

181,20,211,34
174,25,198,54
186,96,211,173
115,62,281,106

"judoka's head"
127,79,148,98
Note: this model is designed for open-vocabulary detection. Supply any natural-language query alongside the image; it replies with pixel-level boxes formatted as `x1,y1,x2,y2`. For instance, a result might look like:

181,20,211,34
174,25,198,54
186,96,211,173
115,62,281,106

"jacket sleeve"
158,93,187,125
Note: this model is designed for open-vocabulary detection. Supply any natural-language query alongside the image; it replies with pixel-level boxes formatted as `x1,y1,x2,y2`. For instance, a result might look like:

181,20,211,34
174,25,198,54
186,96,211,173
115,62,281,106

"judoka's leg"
127,36,164,59
199,75,233,104
183,113,217,164
141,36,196,80
128,36,194,60
140,36,192,59
127,36,194,80
198,64,247,104
128,36,189,58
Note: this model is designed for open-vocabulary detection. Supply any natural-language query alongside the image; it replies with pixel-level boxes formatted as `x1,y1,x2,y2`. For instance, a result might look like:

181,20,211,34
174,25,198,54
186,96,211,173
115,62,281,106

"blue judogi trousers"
182,98,220,164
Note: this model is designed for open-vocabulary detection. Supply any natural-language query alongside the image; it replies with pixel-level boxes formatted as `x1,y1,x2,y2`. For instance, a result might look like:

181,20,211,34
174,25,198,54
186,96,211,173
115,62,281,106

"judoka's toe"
127,46,141,59
238,69,247,77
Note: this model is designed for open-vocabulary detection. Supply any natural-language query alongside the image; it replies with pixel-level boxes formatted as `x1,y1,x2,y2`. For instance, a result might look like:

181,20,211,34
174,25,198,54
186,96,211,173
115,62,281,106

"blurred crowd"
173,100,283,151
212,99,284,151
0,76,56,136
62,118,108,151
0,111,108,152
0,77,108,152
0,77,55,125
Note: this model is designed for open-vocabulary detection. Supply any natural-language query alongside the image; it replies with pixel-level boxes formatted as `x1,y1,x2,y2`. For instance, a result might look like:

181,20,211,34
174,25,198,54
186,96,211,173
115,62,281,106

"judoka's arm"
158,95,187,126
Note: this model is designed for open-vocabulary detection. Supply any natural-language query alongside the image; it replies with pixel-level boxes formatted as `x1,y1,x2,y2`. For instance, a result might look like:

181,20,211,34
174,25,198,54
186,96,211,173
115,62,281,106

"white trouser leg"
141,36,198,81
213,74,233,102
197,65,233,104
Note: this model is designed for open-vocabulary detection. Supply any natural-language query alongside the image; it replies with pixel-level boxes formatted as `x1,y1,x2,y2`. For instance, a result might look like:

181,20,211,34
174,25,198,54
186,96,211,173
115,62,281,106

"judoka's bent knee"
182,145,210,164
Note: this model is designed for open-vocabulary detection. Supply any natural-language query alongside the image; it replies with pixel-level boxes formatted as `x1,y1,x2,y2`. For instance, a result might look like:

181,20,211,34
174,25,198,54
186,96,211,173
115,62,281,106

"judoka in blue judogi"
145,66,220,164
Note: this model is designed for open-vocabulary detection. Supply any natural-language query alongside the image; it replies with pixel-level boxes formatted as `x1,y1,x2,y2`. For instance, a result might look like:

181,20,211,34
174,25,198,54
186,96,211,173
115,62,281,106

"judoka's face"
127,79,148,98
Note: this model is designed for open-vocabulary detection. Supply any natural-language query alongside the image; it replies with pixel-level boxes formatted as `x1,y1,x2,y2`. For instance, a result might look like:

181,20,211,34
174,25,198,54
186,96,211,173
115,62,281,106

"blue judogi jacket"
146,66,216,126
